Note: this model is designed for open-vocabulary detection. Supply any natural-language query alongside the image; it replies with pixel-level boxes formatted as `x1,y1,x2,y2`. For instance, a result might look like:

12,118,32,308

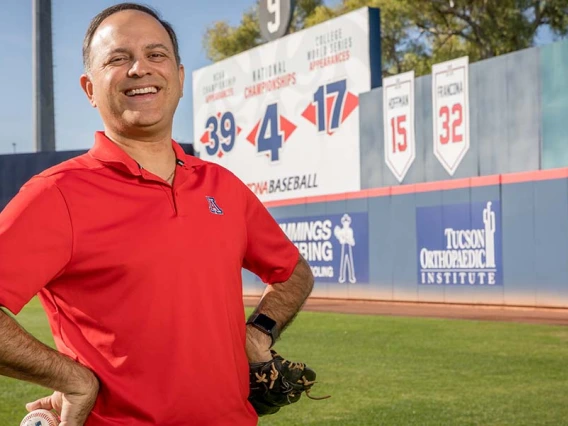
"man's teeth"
125,87,158,96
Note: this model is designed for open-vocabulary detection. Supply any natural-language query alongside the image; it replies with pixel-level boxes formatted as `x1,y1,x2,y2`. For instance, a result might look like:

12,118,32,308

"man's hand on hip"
26,370,99,426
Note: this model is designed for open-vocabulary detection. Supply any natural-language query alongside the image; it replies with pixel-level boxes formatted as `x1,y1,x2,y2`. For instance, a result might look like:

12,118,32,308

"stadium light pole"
32,0,56,152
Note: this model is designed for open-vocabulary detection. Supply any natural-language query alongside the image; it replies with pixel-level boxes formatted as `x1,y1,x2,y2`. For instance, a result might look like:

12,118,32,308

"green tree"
202,0,324,62
203,0,568,76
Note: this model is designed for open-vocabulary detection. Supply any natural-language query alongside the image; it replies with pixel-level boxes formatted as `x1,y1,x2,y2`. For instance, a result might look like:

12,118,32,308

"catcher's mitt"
248,350,330,416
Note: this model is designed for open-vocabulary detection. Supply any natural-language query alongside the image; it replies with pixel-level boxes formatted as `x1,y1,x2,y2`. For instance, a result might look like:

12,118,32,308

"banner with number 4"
383,70,416,183
432,56,470,176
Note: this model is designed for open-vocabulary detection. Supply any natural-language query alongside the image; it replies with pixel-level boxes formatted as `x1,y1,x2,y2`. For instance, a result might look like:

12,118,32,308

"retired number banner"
382,70,415,182
431,56,470,176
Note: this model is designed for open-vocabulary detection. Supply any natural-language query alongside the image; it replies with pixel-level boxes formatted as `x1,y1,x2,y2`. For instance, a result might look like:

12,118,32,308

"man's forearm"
0,309,97,393
251,255,314,335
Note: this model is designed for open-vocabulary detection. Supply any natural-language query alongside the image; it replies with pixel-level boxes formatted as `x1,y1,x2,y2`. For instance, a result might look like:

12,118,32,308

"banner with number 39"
432,56,470,176
382,70,416,183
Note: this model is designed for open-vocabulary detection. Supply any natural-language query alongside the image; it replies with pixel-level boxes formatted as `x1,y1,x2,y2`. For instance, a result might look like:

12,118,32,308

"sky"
0,0,340,155
0,0,558,155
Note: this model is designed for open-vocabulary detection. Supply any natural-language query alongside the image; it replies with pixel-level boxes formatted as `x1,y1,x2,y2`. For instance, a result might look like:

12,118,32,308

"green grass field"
1,298,567,425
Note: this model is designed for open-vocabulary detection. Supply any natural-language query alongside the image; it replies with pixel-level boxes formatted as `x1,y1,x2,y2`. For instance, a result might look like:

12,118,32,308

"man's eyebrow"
145,43,171,52
107,47,130,56
106,44,170,56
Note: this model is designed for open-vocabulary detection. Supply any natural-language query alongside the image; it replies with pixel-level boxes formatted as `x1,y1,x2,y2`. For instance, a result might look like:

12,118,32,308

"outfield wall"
0,144,195,210
360,38,568,188
541,39,568,170
3,40,568,309
360,47,542,186
243,168,568,308
242,39,568,308
0,150,83,209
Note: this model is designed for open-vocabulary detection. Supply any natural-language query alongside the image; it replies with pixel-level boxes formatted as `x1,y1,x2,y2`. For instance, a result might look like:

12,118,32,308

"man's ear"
80,74,97,108
178,64,185,98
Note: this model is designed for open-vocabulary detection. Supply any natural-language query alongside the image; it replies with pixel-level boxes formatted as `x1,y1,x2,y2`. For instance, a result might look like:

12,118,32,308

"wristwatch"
246,313,279,348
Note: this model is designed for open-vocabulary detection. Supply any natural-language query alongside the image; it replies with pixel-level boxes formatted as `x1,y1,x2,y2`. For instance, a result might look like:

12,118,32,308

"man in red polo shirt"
0,3,313,425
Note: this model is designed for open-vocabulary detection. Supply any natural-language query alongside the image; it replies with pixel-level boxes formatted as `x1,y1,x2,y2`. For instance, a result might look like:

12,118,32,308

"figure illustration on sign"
483,201,496,268
334,214,357,283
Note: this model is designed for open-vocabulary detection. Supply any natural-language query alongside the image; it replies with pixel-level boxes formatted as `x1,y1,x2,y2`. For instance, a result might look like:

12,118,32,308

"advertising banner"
277,212,369,283
192,8,380,201
416,201,503,286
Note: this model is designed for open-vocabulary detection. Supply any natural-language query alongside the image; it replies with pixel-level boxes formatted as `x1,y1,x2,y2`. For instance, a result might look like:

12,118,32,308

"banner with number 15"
382,70,416,183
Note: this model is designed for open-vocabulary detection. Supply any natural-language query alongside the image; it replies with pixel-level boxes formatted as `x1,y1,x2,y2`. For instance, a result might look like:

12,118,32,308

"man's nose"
127,57,152,78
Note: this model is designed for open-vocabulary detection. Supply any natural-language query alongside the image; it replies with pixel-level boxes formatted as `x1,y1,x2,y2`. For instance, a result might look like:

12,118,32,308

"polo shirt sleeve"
242,185,299,284
0,177,72,315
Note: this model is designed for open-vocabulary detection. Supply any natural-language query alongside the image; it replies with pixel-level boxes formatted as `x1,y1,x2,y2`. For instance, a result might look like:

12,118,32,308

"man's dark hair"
82,2,181,73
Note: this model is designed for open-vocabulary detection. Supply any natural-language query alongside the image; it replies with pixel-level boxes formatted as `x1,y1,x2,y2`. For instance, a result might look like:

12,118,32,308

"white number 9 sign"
259,0,295,42
267,0,281,34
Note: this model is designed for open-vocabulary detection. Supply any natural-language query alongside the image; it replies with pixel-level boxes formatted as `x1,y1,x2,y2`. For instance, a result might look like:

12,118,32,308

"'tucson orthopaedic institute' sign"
277,213,369,283
416,201,503,286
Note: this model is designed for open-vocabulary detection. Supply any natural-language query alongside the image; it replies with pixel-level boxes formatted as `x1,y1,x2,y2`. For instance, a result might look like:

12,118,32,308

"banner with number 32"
432,56,470,176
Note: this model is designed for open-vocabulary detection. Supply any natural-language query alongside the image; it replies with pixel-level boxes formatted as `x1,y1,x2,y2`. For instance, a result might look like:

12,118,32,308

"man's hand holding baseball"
0,310,99,426
25,370,99,426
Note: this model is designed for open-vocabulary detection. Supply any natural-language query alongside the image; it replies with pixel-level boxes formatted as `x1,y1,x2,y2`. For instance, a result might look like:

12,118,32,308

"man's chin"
112,120,167,139
121,113,164,129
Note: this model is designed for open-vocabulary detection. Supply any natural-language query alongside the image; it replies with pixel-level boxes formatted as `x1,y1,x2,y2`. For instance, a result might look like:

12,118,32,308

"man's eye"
150,53,166,58
110,57,127,63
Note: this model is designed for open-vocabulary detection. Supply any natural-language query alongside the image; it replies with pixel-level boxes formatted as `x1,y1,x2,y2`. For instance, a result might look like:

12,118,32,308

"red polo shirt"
0,132,299,425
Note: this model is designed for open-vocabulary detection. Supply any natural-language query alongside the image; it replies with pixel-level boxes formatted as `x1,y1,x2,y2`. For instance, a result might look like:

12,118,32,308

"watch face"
248,313,279,347
254,313,277,331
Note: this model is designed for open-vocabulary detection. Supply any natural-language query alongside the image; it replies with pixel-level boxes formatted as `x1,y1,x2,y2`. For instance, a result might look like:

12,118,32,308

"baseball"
20,409,60,426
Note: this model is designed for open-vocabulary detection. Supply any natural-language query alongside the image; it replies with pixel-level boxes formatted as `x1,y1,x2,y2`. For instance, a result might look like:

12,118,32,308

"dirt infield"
243,296,568,326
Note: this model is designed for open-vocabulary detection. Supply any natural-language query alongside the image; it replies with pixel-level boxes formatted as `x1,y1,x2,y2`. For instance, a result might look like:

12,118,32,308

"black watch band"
246,313,279,347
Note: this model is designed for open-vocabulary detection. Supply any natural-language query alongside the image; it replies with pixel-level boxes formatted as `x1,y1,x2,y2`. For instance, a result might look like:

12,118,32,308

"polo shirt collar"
89,131,196,176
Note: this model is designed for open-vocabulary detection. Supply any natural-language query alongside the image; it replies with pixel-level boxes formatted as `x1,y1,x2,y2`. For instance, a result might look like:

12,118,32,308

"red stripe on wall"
470,175,501,187
500,168,568,184
262,168,568,208
366,187,391,198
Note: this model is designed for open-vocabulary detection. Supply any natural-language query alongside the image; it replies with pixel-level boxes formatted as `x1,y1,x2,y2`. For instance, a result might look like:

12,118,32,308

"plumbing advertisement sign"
277,212,369,283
